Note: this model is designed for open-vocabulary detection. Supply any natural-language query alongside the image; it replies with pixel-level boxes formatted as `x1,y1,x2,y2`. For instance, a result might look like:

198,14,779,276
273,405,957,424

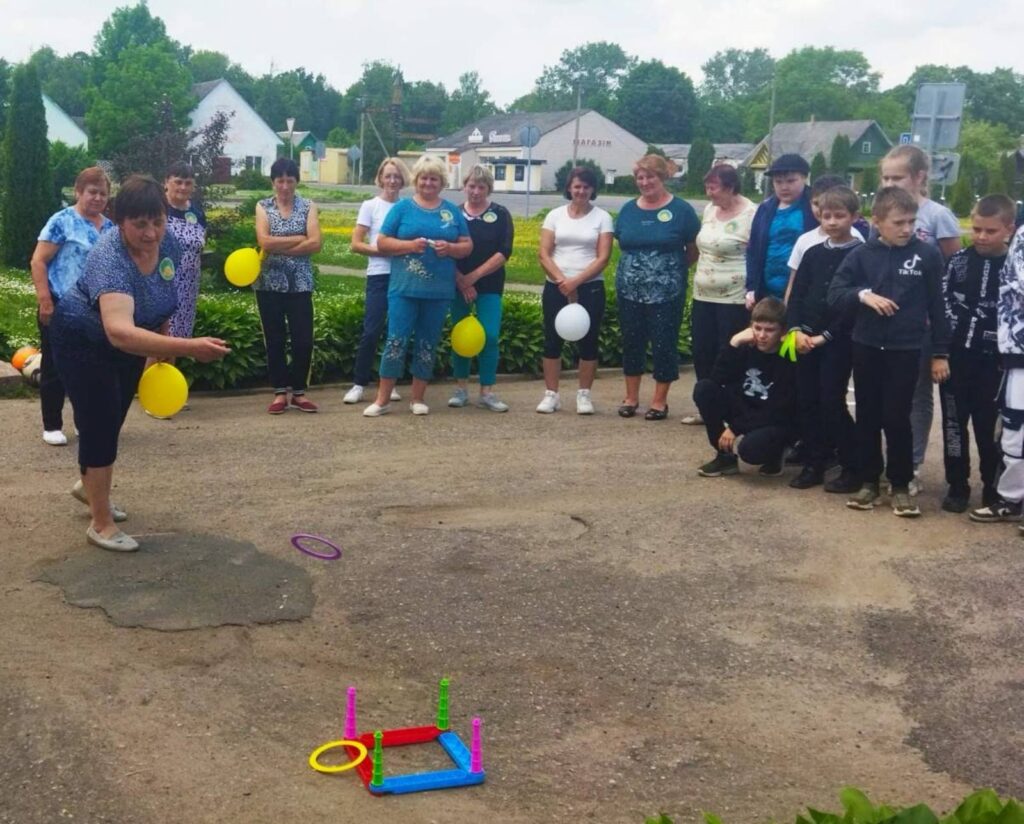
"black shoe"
758,459,784,477
824,469,861,494
698,453,739,477
969,499,1023,522
789,465,824,489
941,494,970,514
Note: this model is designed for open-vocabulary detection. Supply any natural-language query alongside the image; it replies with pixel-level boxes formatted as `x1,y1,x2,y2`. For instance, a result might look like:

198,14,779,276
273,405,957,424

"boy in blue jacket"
828,187,951,517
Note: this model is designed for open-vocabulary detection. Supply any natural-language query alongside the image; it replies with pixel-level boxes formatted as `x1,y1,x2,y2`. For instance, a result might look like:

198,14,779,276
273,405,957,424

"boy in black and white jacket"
828,187,951,517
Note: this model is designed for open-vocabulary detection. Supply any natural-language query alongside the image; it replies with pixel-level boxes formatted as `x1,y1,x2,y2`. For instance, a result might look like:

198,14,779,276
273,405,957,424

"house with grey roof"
425,110,648,191
190,79,280,176
748,120,893,185
656,143,756,177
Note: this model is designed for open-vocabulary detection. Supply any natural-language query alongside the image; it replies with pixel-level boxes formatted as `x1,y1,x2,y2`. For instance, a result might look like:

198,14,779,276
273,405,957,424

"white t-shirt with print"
542,204,614,281
356,196,397,276
915,198,961,253
787,224,865,271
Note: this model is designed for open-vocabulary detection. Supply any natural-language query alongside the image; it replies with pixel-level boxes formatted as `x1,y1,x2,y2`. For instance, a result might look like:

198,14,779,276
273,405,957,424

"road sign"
911,82,966,151
930,152,961,186
899,132,913,145
347,145,362,162
518,125,541,148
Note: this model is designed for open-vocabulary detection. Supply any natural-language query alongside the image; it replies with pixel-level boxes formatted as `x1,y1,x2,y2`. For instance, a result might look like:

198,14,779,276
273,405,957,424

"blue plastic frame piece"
366,730,486,796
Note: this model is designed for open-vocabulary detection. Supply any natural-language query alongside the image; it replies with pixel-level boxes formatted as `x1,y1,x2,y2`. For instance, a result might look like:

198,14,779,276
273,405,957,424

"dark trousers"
256,290,314,394
542,280,605,361
53,350,144,473
939,349,1002,495
352,274,389,386
693,379,790,466
796,334,857,472
37,310,66,430
690,299,750,381
852,344,919,489
618,294,684,382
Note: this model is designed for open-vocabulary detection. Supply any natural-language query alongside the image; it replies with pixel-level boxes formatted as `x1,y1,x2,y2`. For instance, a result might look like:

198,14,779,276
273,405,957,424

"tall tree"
686,137,715,193
0,59,12,137
615,60,697,142
442,72,497,132
1,64,54,267
403,80,448,144
829,134,852,175
772,47,880,123
254,71,312,138
188,50,256,104
532,42,635,114
810,152,828,181
92,1,185,84
86,44,194,158
27,47,93,118
699,48,775,101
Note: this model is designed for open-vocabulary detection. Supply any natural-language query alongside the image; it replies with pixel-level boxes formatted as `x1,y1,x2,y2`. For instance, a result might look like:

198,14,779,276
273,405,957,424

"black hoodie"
827,236,951,355
710,342,797,435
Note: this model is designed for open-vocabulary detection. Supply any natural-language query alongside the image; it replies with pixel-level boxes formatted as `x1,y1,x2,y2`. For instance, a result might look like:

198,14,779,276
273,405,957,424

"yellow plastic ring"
308,739,368,774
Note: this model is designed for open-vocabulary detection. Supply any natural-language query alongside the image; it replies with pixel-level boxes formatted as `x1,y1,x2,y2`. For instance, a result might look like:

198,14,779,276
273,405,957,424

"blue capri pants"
379,294,450,381
617,294,685,383
449,293,503,386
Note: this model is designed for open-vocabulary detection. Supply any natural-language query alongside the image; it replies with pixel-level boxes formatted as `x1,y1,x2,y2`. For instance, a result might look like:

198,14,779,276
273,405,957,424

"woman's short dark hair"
270,157,300,181
704,164,741,194
166,161,194,180
563,166,599,200
113,175,167,223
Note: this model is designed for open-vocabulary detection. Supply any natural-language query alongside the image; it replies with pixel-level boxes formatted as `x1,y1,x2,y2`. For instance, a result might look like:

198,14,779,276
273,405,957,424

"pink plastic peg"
344,686,357,739
470,717,483,773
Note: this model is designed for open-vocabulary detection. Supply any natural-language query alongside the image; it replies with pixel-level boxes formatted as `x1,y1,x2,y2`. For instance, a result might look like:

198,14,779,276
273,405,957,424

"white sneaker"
576,389,594,415
343,384,364,404
363,402,390,417
410,401,429,416
390,387,402,401
536,390,561,414
477,392,509,412
448,388,469,408
43,429,68,446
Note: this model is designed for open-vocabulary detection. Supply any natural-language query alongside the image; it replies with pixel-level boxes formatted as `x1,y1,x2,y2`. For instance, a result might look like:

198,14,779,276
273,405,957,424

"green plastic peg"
437,677,450,730
371,730,384,786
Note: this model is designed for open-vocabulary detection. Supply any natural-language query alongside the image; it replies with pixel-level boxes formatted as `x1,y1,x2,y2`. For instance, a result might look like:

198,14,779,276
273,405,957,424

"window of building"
861,141,872,154
494,165,507,181
514,165,525,182
245,156,263,172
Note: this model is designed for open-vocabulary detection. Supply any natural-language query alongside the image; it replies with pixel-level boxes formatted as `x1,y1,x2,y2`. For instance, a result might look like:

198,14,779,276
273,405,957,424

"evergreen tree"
1,64,54,267
829,134,852,175
948,173,975,217
554,158,605,193
810,152,828,181
686,137,715,193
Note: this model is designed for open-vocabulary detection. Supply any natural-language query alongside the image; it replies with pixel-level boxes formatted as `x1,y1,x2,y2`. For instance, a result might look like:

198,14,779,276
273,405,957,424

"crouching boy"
694,297,797,477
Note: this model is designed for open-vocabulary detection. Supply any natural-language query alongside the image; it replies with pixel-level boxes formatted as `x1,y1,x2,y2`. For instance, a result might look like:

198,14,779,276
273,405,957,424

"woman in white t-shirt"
343,157,411,404
537,166,614,414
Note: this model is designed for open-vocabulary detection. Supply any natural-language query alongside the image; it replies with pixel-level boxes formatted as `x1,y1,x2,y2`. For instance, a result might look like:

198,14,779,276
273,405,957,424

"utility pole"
570,81,583,167
358,97,366,184
765,72,777,195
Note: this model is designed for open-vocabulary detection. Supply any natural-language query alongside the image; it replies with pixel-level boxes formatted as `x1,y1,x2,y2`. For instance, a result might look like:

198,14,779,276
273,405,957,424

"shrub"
554,158,606,194
234,168,271,190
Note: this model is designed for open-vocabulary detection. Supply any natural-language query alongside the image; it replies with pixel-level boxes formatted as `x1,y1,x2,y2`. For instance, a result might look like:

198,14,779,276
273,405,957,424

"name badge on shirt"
482,211,497,224
185,211,198,224
159,257,176,281
657,209,673,223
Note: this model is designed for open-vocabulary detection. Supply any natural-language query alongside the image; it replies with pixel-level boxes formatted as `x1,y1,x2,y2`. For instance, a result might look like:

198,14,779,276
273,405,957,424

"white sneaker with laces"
362,402,391,417
410,401,429,416
390,387,402,401
536,390,561,414
43,429,68,446
477,392,509,412
343,384,364,404
576,389,594,415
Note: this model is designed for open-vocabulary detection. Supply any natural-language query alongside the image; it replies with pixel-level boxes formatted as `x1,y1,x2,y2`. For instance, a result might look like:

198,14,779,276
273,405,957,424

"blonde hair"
881,145,931,195
411,154,449,189
633,153,678,180
462,164,494,193
375,157,411,188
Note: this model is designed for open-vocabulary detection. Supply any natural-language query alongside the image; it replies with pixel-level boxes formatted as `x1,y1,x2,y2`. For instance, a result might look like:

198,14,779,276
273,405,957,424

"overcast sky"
3,0,1023,108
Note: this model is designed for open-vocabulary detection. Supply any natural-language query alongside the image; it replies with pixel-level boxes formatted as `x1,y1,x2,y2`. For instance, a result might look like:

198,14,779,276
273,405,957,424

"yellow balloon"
224,248,261,287
138,363,189,418
451,315,486,358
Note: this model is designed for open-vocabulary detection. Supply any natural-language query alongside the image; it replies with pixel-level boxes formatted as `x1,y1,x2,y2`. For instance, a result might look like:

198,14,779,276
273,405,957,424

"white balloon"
555,303,591,342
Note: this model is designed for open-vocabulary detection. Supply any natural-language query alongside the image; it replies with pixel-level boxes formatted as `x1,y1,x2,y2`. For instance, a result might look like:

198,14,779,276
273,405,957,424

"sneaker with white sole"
362,402,391,417
86,526,139,552
43,429,68,446
477,392,509,412
343,384,365,404
536,390,561,414
448,388,469,408
71,480,128,522
892,491,921,517
390,387,402,401
847,483,881,511
410,401,429,416
576,389,594,415
969,499,1023,522
888,470,923,497
680,414,704,426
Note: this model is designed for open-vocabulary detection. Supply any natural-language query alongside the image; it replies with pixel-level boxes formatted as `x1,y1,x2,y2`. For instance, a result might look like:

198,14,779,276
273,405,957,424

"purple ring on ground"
291,533,342,560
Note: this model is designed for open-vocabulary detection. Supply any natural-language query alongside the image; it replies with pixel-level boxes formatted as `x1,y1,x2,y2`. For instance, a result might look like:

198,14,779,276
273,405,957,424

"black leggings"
52,349,144,473
256,290,314,394
37,309,67,431
542,280,606,361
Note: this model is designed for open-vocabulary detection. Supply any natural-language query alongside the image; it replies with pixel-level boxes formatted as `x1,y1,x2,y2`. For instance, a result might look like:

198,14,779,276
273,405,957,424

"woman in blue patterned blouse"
254,158,322,414
30,167,114,446
49,176,230,552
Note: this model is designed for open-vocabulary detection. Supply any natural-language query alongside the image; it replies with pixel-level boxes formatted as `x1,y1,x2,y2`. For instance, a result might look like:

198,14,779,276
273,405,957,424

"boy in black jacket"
694,297,797,478
828,187,952,517
938,195,1014,512
786,186,863,492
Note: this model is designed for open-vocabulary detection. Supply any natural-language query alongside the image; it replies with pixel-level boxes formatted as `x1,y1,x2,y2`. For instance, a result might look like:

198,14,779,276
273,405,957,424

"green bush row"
647,787,1022,824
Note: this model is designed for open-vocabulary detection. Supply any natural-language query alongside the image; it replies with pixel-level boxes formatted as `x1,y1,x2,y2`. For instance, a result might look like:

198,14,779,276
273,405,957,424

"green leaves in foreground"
648,788,1021,824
